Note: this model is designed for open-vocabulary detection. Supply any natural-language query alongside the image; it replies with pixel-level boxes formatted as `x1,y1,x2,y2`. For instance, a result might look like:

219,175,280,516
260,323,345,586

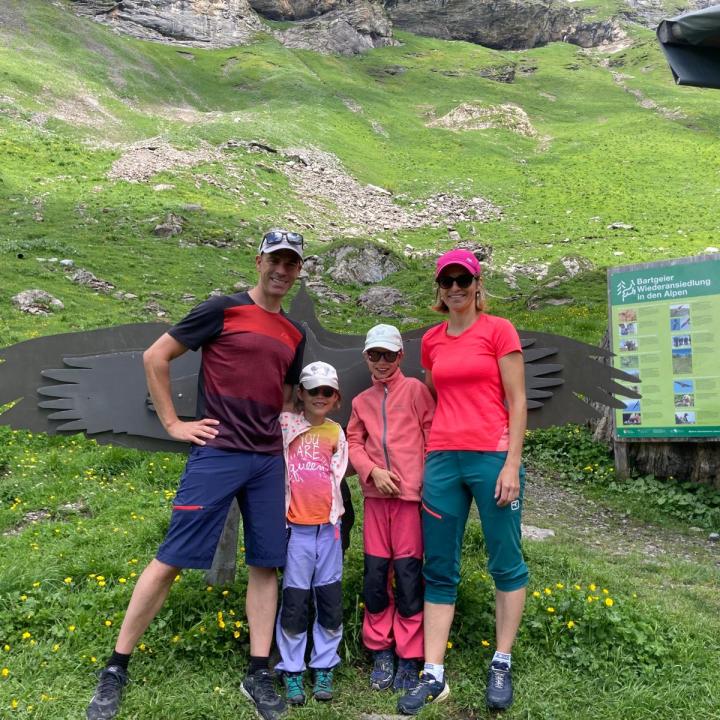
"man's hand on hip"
166,418,220,445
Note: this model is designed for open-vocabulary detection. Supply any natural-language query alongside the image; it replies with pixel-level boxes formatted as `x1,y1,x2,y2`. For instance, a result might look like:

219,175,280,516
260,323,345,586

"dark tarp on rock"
657,4,720,88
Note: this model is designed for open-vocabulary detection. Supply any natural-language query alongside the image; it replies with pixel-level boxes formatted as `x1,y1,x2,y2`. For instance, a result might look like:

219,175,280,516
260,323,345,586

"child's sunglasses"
306,386,336,397
366,349,400,363
437,273,475,289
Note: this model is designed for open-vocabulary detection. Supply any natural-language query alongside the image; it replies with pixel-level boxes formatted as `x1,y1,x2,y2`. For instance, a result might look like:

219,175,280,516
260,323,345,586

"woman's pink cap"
435,249,482,278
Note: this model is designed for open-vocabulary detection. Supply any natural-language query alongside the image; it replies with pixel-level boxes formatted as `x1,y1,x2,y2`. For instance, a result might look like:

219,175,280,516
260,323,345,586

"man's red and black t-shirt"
169,292,306,455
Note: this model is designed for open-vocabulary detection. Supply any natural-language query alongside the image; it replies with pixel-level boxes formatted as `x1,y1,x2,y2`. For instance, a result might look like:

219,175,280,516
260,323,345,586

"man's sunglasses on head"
366,349,400,363
261,231,304,249
437,273,475,290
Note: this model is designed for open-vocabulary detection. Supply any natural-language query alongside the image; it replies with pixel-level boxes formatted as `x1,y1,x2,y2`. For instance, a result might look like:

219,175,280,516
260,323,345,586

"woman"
397,249,528,715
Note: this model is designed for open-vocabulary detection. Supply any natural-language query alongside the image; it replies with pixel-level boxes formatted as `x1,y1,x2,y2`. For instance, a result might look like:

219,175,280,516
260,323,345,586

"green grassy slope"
2,1,720,347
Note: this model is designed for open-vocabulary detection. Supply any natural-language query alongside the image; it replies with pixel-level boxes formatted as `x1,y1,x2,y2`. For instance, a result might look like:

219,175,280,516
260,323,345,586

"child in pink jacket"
346,324,435,692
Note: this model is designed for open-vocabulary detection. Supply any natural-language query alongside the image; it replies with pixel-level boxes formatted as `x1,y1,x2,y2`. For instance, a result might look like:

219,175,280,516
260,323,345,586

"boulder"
358,286,406,316
384,0,624,50
153,212,184,237
326,243,402,285
249,0,339,20
67,268,116,293
12,289,64,315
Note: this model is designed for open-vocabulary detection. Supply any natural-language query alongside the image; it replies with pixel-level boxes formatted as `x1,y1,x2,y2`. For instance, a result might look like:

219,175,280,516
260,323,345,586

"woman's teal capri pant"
422,450,528,604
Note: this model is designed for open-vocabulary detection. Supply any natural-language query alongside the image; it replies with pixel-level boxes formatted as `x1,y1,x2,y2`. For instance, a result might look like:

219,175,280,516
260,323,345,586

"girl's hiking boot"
241,668,287,720
486,661,513,709
283,671,306,706
370,649,395,690
397,672,449,715
393,658,421,691
312,668,334,701
86,665,129,720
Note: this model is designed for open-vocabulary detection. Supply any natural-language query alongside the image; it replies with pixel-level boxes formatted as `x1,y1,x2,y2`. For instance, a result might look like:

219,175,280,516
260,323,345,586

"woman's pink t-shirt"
421,313,522,452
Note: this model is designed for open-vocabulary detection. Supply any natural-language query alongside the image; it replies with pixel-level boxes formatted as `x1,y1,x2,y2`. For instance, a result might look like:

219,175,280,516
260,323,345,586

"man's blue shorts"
156,446,287,570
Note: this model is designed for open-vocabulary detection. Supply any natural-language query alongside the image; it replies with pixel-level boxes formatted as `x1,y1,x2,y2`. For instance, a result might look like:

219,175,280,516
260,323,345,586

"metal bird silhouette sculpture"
0,284,638,451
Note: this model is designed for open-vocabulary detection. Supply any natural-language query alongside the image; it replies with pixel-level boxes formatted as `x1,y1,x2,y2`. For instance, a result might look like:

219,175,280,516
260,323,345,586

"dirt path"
522,467,720,567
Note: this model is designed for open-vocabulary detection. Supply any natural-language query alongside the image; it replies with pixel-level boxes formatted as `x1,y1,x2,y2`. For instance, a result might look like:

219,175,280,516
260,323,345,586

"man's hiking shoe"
242,668,287,720
486,661,513,710
370,649,395,690
397,672,449,715
282,671,306,706
312,668,334,701
393,658,421,691
86,665,129,720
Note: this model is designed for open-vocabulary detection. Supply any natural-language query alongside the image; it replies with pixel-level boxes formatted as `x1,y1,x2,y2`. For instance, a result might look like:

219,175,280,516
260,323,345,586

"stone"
326,243,402,285
181,203,204,212
608,222,635,230
305,279,350,304
543,298,573,306
153,212,184,237
181,293,197,302
67,268,116,293
12,289,64,315
522,524,555,541
709,533,720,542
113,291,138,300
59,259,75,268
358,286,406,316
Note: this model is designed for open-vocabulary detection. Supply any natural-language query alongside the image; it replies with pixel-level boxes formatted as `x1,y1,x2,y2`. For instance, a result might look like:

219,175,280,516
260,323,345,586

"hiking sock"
492,651,512,668
248,656,270,675
106,650,131,671
423,662,444,682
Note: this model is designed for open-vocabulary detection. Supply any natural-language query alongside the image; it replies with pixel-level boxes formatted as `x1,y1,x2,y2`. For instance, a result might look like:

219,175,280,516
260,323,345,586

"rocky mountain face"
69,0,625,51
384,0,624,50
71,0,263,46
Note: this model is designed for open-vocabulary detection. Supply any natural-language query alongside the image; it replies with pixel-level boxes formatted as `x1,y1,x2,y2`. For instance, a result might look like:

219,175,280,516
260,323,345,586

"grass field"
1,1,720,717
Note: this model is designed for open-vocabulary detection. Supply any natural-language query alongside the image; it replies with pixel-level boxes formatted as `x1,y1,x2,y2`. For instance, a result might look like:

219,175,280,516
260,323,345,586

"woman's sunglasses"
366,349,400,363
437,273,475,290
306,386,336,397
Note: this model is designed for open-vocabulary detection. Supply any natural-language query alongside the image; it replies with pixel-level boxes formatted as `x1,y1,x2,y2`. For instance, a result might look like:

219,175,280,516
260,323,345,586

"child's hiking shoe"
397,672,449,715
86,665,129,720
393,658,421,691
241,668,287,720
486,661,513,710
312,668,334,701
370,649,395,690
282,672,306,706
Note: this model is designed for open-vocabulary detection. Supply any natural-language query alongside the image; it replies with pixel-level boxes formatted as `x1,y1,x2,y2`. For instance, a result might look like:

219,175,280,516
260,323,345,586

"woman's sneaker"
241,668,287,720
370,649,395,690
86,665,129,720
282,671,306,706
397,672,450,715
393,658,421,691
486,661,513,709
312,668,334,701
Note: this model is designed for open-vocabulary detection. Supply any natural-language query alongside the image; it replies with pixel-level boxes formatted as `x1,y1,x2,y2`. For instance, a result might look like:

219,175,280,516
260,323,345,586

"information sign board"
608,254,720,439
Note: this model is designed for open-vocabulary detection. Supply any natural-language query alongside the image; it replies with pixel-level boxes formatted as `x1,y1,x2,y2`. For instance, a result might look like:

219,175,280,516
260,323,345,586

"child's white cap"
364,324,403,353
299,361,339,390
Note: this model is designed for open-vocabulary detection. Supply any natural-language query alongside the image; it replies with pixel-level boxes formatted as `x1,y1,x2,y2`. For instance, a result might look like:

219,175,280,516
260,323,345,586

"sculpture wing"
1,323,193,452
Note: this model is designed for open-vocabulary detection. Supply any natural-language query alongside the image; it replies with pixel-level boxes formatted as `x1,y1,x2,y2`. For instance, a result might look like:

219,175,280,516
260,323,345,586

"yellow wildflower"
11,699,18,708
3,645,9,652
602,588,609,595
446,641,453,649
555,583,564,590
118,578,127,584
63,577,72,584
481,640,490,647
543,588,552,595
68,625,76,632
605,598,614,607
589,583,597,592
206,586,213,593
532,591,541,599
52,644,60,652
234,631,241,639
567,621,575,629
547,607,556,613
104,620,112,627
1,668,9,678
21,632,31,640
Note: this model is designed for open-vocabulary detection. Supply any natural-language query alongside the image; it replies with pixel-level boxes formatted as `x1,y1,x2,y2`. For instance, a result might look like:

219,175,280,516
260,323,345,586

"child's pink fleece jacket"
346,369,435,502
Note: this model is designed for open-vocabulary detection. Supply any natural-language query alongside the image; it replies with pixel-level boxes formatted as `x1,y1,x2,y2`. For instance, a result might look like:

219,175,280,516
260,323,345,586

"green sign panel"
608,254,720,440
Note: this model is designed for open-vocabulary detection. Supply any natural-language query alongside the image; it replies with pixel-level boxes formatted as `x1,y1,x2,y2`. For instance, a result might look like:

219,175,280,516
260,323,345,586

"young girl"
275,361,348,706
346,324,435,693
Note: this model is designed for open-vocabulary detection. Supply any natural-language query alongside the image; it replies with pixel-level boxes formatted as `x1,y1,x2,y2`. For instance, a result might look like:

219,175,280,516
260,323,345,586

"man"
86,230,306,720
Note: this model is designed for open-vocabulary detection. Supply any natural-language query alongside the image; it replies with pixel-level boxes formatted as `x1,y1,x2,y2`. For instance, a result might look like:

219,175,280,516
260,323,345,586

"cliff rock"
384,0,624,50
72,0,263,47
275,1,395,54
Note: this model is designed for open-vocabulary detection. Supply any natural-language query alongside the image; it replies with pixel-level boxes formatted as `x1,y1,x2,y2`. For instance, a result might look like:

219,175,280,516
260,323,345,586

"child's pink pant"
362,497,424,660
